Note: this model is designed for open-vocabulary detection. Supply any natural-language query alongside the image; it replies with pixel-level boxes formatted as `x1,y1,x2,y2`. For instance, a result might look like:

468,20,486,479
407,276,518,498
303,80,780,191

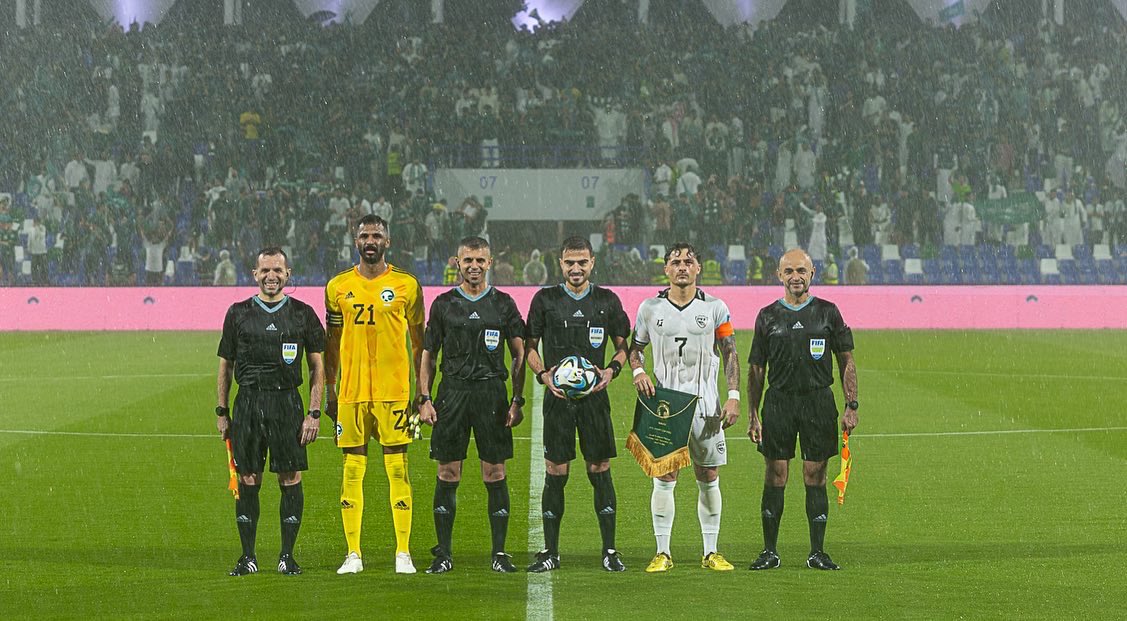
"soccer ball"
551,355,599,400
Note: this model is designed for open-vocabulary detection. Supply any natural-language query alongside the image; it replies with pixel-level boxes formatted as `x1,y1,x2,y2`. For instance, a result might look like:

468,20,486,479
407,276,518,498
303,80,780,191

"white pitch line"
3,426,1126,441
0,372,211,382
526,385,552,621
865,369,1127,382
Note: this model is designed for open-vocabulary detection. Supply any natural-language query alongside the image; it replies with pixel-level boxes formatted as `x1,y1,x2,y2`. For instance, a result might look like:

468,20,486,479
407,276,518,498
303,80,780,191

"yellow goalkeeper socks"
384,452,413,555
341,453,367,556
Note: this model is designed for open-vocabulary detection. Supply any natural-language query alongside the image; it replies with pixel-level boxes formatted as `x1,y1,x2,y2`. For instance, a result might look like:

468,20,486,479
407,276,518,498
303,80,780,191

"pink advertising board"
1,286,1123,331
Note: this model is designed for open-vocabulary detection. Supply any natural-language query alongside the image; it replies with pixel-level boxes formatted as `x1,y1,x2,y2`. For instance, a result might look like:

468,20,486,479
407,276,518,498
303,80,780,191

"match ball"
551,355,598,400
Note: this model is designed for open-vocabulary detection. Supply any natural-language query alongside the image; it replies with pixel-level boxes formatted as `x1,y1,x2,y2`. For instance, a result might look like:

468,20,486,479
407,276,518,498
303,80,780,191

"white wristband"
632,367,646,378
727,390,741,401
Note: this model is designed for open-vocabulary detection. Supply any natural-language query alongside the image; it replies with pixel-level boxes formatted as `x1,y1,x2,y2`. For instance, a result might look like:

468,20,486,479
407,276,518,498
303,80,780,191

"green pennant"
626,387,698,477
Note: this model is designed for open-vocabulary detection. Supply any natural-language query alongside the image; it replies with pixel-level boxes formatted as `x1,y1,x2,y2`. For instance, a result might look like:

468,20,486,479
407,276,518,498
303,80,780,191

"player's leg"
576,394,623,571
471,383,516,572
751,389,796,570
427,461,461,574
481,461,516,572
694,464,733,570
427,384,471,574
689,408,731,570
229,392,265,576
374,400,416,573
647,471,677,573
799,388,840,570
336,402,372,574
268,391,310,575
529,396,574,572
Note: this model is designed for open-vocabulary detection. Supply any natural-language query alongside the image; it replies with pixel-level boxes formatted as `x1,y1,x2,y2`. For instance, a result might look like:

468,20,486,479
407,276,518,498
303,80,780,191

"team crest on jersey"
484,329,501,351
282,343,298,364
589,327,605,348
696,315,708,329
380,288,396,304
809,338,826,360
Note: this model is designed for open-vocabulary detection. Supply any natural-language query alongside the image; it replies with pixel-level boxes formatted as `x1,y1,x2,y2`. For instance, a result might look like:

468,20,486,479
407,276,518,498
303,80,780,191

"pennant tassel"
626,431,693,478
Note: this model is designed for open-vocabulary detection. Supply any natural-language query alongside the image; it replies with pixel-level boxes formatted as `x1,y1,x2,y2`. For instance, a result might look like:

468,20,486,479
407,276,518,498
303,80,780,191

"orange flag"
832,432,852,505
225,438,240,499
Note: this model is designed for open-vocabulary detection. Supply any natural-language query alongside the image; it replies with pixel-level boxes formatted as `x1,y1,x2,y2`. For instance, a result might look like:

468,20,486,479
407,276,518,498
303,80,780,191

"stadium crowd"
2,4,1127,286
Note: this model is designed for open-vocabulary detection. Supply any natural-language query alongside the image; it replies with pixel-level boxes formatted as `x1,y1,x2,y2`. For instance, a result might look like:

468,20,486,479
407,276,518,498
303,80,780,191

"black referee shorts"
543,389,616,464
429,377,513,464
231,388,308,474
758,386,839,462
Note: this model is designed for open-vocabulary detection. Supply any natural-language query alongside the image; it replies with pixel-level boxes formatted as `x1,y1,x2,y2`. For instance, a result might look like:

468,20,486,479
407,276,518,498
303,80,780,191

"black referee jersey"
748,296,853,393
217,295,326,390
423,286,525,381
526,284,631,369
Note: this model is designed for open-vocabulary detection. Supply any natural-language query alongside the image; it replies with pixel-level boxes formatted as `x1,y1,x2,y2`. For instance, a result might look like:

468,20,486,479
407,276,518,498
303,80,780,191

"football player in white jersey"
628,242,741,572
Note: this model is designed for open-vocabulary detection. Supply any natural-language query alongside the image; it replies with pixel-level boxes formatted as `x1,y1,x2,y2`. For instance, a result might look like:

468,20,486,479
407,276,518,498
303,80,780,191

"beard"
360,245,385,264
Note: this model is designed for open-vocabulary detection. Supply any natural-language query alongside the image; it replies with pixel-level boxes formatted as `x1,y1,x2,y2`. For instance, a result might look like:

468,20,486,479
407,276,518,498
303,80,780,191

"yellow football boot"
645,552,673,573
701,552,735,571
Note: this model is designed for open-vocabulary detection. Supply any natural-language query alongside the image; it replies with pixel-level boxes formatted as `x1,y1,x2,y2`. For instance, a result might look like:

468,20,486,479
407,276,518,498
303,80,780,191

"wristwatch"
215,406,230,417
416,394,432,407
511,395,526,407
308,410,321,419
845,400,859,411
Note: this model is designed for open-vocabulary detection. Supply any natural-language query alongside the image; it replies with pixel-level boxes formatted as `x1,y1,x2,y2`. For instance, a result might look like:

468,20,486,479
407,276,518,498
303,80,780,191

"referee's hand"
419,401,437,426
299,414,319,446
216,414,230,440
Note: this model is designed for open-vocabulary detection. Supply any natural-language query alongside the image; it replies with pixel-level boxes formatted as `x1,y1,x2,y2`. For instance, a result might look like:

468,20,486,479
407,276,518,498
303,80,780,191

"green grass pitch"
1,330,1125,619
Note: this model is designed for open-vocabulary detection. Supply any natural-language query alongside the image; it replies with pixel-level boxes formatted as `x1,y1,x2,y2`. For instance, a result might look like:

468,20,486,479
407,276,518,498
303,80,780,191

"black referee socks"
542,473,568,555
279,481,303,557
235,482,261,558
485,479,510,555
760,485,785,553
805,485,829,554
433,478,460,555
587,470,617,551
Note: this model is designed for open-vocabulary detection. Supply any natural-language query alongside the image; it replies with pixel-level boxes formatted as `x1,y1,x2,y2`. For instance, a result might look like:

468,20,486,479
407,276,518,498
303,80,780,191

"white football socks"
697,478,722,556
651,478,677,555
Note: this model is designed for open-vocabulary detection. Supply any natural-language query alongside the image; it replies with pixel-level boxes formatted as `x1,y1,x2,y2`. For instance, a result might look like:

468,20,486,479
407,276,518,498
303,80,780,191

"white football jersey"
633,288,735,413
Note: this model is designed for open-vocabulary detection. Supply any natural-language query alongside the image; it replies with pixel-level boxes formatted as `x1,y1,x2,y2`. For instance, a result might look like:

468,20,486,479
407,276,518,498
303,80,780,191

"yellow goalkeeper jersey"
325,264,424,403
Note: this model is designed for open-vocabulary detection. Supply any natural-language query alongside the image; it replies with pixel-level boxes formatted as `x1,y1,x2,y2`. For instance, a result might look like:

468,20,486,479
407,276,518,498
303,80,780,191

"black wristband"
536,370,550,385
511,395,526,406
308,410,321,419
215,406,230,417
607,360,622,378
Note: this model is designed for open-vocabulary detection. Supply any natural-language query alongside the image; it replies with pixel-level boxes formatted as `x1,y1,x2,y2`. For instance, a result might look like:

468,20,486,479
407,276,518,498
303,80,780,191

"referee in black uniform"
417,236,526,574
746,248,858,571
524,236,631,573
216,247,325,576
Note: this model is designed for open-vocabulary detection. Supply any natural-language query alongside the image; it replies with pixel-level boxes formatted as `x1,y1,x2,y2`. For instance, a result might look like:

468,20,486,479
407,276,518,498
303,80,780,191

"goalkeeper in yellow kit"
325,214,425,575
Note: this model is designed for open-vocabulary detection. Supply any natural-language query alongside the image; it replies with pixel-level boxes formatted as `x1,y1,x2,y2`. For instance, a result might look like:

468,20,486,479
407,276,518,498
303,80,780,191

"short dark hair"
357,214,389,232
664,242,697,264
458,236,490,252
256,246,290,269
560,235,593,256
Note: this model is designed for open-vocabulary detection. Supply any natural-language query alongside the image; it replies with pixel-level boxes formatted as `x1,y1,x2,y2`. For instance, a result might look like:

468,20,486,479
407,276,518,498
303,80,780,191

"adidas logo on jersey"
394,500,410,511
469,311,481,320
345,291,355,299
573,310,585,318
792,321,804,329
266,323,277,331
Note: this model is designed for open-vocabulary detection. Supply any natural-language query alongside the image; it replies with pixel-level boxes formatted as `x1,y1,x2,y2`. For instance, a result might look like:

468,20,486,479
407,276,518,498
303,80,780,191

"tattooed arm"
628,337,654,397
717,334,740,429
